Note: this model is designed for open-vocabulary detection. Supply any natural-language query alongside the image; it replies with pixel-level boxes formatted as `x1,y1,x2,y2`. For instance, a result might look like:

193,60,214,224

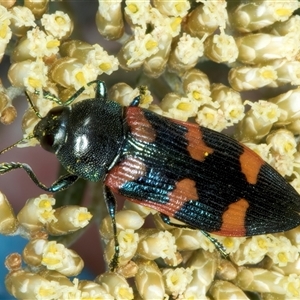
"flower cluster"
1,0,300,299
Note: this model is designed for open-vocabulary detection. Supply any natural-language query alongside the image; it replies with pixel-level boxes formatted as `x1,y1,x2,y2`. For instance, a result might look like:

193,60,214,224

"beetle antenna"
0,135,35,155
25,91,43,119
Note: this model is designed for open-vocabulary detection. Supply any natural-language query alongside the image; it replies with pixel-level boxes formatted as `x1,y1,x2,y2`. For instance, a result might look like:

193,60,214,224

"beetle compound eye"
40,134,55,153
33,105,70,154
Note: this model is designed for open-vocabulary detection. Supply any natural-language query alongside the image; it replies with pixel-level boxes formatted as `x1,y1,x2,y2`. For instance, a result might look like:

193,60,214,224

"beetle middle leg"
103,186,119,270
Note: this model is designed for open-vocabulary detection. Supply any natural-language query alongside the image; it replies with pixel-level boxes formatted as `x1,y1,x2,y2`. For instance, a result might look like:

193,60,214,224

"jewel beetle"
1,80,300,269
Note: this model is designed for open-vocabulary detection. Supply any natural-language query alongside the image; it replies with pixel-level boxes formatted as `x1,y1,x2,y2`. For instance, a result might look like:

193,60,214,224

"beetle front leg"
63,80,107,106
129,85,148,107
103,185,119,271
0,162,78,192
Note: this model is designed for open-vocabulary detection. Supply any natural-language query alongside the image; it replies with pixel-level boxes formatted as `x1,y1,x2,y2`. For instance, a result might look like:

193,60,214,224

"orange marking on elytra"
130,178,199,216
239,146,264,184
105,157,147,192
173,119,213,161
126,107,156,143
168,178,198,204
214,198,249,236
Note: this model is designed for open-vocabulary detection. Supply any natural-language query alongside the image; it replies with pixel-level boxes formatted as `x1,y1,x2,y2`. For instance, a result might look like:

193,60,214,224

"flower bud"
105,229,139,267
137,230,177,263
182,68,210,92
143,32,172,78
233,267,300,297
266,129,296,158
78,280,114,299
196,106,227,132
0,6,12,62
24,0,48,19
265,59,300,87
117,260,138,278
269,87,300,126
153,0,190,17
274,255,300,276
135,260,165,300
261,294,285,300
123,200,156,218
204,28,238,63
9,6,35,37
236,33,298,65
209,280,249,300
230,2,298,32
100,210,144,240
11,27,60,62
284,226,300,247
183,249,218,297
17,194,56,232
41,11,73,40
96,272,134,300
124,0,151,27
229,66,277,92
61,41,119,76
1,105,17,125
117,27,159,71
109,83,153,108
230,236,270,266
266,235,299,267
23,238,47,266
46,205,92,235
160,93,198,121
5,269,59,300
38,269,72,286
21,108,40,139
163,267,192,297
184,1,227,38
173,228,212,251
5,253,22,272
168,33,205,75
50,57,97,89
8,60,48,93
236,100,280,143
216,259,238,281
0,191,18,235
211,83,244,125
266,14,300,36
96,0,124,40
214,235,246,254
0,0,15,8
49,246,83,276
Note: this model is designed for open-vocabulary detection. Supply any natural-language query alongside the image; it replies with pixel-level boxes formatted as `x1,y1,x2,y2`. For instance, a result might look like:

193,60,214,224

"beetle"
1,80,300,269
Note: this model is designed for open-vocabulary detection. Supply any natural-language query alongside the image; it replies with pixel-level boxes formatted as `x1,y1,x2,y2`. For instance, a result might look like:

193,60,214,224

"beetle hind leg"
160,213,229,258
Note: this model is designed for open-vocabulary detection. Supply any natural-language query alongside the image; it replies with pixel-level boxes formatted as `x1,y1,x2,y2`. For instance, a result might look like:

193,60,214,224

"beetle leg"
129,85,148,107
160,213,229,258
129,95,140,107
200,230,229,258
40,90,65,105
0,162,78,192
48,173,79,192
104,185,119,271
63,80,107,106
93,80,107,100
